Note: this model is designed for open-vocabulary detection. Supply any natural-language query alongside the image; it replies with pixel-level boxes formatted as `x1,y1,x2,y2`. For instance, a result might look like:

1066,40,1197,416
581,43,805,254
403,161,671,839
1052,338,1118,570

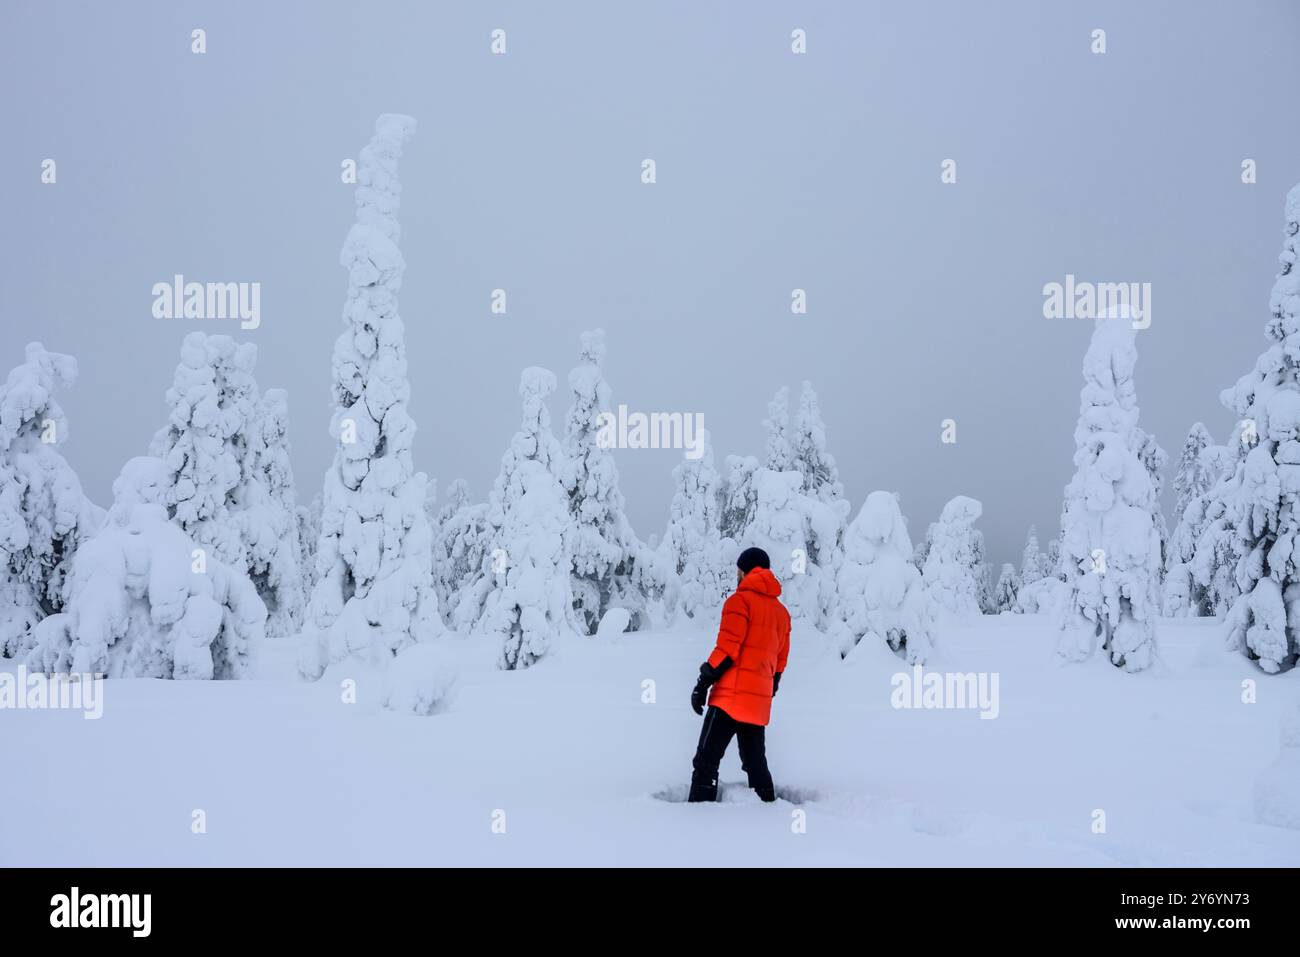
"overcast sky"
4,0,1300,566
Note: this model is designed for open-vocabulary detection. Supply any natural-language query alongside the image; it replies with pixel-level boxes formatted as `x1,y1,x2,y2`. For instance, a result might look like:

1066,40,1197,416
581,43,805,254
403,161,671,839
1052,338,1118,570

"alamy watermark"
1043,274,1151,329
0,666,104,719
596,405,705,459
152,274,261,330
890,665,1000,719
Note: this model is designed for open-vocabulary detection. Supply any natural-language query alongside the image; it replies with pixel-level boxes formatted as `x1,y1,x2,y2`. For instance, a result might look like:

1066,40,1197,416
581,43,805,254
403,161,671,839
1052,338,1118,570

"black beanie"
736,547,771,574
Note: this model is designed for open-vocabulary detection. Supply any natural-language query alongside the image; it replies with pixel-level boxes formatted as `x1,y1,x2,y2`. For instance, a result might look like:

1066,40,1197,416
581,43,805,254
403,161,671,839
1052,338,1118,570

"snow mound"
380,642,457,716
596,607,632,637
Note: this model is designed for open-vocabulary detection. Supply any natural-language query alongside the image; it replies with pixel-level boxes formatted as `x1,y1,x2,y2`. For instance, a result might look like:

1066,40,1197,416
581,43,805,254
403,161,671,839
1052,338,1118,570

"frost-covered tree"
432,479,490,623
1173,424,1215,520
993,563,1022,613
152,334,303,639
486,458,575,670
1135,426,1169,571
1020,525,1048,585
0,343,101,659
302,114,439,678
719,454,760,544
1056,319,1162,672
296,495,322,593
1165,427,1234,616
763,386,795,472
922,496,986,617
561,330,644,633
455,367,569,635
832,491,935,663
744,468,814,618
663,430,731,623
791,381,844,505
237,388,306,638
1194,184,1300,672
152,332,259,569
28,457,265,679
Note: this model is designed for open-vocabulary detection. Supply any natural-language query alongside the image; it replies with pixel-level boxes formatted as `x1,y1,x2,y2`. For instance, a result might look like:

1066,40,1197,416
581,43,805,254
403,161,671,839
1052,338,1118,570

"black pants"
689,705,775,801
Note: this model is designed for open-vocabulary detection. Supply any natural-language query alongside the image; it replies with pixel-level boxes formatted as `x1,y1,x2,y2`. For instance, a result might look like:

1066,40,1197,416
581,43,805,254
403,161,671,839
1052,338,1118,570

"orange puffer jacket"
706,567,792,726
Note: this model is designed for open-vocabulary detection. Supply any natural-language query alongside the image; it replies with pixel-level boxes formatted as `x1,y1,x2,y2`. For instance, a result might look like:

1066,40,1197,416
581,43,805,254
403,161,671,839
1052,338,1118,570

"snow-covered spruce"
993,563,1021,613
719,454,760,545
832,491,935,664
662,429,731,623
791,381,845,506
0,343,102,659
431,478,489,623
561,330,645,633
151,333,305,639
921,495,987,617
1196,184,1300,673
455,368,574,666
302,114,441,681
1164,425,1232,616
1056,319,1162,672
27,457,265,679
763,386,795,472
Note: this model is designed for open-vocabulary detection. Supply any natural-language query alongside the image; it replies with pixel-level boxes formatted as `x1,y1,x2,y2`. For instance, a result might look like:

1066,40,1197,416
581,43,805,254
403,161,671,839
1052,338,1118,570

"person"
687,546,791,803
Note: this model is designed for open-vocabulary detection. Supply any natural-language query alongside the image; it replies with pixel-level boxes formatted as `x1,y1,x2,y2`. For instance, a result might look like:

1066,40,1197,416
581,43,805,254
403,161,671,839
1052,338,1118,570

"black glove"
772,671,782,697
691,658,733,715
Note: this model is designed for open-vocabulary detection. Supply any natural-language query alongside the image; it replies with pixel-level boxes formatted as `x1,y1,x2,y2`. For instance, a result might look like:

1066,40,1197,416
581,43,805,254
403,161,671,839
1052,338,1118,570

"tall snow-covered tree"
432,479,490,623
1173,424,1216,520
1020,525,1047,585
151,331,257,569
1056,319,1162,672
993,563,1022,613
1194,183,1300,672
0,343,101,659
561,329,643,633
238,388,306,638
763,386,795,472
455,367,568,634
832,491,935,663
719,454,760,544
1135,426,1169,570
1165,426,1234,616
921,496,986,617
791,380,845,505
302,114,439,678
663,429,730,623
153,333,303,639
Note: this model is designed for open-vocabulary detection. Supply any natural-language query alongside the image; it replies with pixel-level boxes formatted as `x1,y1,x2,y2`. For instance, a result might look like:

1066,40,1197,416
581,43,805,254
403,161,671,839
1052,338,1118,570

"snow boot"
687,774,719,803
754,785,776,803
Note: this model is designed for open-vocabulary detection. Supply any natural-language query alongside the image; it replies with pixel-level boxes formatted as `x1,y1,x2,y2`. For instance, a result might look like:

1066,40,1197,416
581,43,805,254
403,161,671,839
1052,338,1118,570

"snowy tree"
1020,525,1048,585
302,114,439,679
1194,183,1300,672
561,330,643,633
151,331,259,569
432,479,490,623
152,334,303,639
455,367,568,636
744,468,815,619
791,380,845,505
486,458,576,670
763,386,795,472
296,495,322,593
993,563,1022,613
1135,426,1169,570
236,388,306,638
1173,424,1216,520
1056,319,1162,672
663,429,731,623
27,457,265,679
1165,427,1234,616
0,343,101,659
832,491,935,663
922,496,986,617
719,454,760,544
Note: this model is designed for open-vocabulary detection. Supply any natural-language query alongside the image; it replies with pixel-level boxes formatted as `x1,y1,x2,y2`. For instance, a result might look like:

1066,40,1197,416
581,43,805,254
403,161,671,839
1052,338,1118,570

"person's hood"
739,566,782,598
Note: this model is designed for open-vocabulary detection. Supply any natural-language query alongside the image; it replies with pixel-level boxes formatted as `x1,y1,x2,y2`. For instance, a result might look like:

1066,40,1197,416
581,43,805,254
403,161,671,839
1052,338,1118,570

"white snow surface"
5,613,1296,866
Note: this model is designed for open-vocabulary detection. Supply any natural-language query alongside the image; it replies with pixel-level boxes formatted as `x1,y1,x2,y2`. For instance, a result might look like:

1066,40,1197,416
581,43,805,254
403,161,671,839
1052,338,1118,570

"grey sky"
4,0,1299,566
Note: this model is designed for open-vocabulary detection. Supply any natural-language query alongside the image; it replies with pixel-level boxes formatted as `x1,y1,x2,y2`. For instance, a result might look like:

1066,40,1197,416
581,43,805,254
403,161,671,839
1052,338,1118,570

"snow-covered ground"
4,614,1298,867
